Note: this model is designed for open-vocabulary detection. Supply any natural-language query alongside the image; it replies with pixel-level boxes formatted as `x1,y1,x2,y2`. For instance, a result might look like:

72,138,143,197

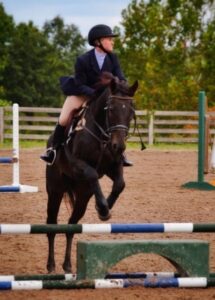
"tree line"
0,0,215,110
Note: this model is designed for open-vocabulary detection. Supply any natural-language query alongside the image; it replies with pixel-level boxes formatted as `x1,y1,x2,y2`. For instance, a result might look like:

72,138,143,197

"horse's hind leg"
46,189,64,273
62,185,92,273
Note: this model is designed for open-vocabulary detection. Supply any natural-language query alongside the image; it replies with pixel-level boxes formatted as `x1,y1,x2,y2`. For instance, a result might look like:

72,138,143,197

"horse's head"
95,72,138,156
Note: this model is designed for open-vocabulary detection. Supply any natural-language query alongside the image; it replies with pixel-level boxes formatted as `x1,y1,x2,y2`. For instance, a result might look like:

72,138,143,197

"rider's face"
100,37,114,52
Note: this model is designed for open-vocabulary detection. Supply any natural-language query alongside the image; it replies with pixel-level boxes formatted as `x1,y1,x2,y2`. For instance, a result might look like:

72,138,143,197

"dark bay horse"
46,73,138,273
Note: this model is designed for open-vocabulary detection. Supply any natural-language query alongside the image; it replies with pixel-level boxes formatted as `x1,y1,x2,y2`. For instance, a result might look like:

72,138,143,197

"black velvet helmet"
88,24,118,46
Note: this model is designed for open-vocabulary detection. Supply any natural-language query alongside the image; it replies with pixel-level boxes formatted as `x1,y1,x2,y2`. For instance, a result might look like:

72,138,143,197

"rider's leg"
40,95,85,164
58,95,85,126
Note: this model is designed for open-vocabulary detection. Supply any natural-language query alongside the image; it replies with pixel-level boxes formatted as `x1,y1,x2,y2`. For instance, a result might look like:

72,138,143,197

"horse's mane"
93,72,129,96
96,72,118,86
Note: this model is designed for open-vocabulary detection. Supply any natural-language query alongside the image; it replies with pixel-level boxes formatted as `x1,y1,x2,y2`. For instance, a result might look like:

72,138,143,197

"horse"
46,72,138,273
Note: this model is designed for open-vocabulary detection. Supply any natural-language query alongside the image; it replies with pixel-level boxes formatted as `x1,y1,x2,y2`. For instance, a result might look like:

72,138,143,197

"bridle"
104,95,135,138
82,93,135,169
67,92,144,170
82,93,135,145
83,95,135,149
103,94,145,151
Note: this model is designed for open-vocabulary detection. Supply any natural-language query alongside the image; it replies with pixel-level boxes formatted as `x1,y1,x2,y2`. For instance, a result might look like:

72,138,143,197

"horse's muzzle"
110,133,126,155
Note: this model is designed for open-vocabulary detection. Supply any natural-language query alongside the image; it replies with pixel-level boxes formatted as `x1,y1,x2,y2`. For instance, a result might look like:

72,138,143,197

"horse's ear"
129,80,138,96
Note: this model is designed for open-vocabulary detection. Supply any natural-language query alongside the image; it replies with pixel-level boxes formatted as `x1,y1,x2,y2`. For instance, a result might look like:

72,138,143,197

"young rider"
40,24,133,166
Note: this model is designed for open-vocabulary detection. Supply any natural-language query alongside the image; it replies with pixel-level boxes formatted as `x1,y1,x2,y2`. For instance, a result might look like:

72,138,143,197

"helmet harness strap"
96,39,109,54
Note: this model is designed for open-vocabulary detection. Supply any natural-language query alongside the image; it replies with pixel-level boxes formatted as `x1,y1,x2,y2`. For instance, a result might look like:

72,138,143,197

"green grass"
0,140,198,151
126,142,198,151
0,140,46,149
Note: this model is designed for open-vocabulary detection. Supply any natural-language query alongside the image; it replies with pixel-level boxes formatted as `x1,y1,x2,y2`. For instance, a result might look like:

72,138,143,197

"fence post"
0,107,4,143
148,112,154,145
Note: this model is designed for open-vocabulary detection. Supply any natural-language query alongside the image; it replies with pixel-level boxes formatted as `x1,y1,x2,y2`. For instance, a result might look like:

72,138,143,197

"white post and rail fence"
1,104,215,172
1,106,215,144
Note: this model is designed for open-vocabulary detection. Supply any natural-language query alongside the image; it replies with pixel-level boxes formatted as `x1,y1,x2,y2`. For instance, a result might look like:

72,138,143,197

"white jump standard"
0,103,38,193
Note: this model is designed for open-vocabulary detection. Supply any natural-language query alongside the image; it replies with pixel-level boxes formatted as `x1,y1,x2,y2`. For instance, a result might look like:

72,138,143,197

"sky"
1,0,131,37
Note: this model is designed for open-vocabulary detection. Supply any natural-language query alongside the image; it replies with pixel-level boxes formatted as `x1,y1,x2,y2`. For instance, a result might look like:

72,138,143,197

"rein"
132,112,146,150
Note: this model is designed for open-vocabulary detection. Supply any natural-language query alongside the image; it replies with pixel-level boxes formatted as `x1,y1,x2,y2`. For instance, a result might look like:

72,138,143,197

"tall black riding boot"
40,123,66,165
122,153,133,167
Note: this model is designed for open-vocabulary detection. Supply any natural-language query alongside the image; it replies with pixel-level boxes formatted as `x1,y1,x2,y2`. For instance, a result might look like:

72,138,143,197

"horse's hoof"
98,212,111,221
95,205,111,221
47,270,56,274
62,263,72,273
47,265,55,274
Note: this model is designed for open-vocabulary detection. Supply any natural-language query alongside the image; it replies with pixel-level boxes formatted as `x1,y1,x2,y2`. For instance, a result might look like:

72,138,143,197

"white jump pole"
0,104,38,193
12,103,19,186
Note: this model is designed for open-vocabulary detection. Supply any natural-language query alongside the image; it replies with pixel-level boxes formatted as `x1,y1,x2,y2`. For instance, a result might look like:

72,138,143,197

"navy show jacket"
60,49,126,96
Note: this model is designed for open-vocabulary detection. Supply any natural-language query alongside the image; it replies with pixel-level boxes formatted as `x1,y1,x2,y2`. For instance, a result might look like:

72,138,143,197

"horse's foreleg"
46,190,63,273
62,232,74,273
93,181,111,220
106,167,125,209
74,162,110,220
47,233,56,273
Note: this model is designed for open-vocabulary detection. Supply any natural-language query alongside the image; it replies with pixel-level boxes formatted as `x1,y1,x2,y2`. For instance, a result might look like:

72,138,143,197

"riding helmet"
88,24,118,46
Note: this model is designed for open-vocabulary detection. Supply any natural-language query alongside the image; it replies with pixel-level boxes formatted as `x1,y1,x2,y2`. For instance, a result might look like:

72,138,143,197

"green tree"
115,0,215,110
200,19,215,106
2,22,63,106
2,14,86,107
43,16,86,72
0,3,15,100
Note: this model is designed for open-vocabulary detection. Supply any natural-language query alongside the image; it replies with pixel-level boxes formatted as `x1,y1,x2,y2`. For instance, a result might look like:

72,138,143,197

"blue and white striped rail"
144,277,215,288
1,223,215,234
0,277,215,290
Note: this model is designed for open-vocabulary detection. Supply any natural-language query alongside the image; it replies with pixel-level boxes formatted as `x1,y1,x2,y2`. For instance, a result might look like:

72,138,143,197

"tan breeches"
58,95,86,126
